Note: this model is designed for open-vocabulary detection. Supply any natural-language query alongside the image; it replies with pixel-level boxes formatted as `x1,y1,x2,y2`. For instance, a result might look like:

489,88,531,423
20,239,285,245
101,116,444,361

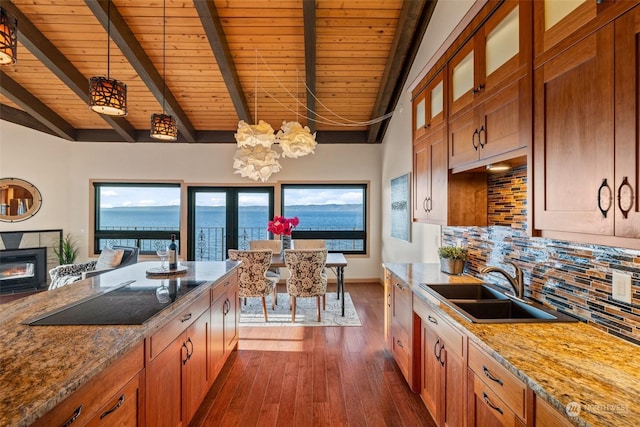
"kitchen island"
384,263,640,427
0,260,240,427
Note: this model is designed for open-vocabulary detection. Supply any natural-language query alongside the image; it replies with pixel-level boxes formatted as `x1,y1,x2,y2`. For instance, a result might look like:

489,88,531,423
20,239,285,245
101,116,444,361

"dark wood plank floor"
190,283,437,427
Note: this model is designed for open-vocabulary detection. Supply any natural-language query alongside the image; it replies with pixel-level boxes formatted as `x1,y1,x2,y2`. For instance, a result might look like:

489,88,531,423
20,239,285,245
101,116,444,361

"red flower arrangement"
267,216,299,236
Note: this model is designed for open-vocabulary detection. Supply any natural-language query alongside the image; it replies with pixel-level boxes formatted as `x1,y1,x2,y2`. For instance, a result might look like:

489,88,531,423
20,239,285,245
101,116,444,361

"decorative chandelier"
233,53,317,182
150,0,178,141
0,7,17,65
89,1,127,116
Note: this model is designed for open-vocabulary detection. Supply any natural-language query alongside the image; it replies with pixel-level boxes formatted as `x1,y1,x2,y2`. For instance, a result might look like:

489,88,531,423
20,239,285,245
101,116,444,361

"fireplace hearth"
0,248,47,294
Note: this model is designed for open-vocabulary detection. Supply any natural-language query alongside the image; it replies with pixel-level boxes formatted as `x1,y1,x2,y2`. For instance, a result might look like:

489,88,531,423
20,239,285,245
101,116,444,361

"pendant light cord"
162,0,166,113
106,0,111,79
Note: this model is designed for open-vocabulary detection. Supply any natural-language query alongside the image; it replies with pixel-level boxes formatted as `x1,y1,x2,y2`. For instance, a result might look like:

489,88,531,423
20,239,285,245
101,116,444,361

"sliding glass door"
187,187,274,261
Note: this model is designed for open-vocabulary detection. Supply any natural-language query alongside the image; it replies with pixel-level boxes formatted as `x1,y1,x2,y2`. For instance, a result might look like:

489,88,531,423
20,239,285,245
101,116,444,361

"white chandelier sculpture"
233,119,316,182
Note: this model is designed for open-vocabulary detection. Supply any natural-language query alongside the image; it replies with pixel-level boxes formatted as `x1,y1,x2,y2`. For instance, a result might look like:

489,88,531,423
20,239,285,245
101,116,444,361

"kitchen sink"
419,283,579,323
422,283,508,300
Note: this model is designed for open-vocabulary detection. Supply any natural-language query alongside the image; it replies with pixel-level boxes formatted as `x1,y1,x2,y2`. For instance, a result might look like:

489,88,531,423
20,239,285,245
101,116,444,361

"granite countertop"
383,263,640,427
0,260,239,427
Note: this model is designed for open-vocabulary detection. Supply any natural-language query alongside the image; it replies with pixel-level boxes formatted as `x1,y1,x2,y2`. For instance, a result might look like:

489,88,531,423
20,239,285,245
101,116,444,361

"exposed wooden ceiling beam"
0,1,137,143
303,0,316,133
0,103,59,137
366,0,437,143
0,71,76,140
194,0,251,124
85,0,197,143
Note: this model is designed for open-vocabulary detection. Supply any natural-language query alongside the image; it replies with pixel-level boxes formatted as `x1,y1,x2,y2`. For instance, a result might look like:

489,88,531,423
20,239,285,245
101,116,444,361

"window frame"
282,183,368,255
92,181,182,255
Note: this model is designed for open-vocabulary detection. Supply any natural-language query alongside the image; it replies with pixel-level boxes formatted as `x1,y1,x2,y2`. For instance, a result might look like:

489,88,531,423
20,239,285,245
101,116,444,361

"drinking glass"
156,281,170,304
156,244,169,270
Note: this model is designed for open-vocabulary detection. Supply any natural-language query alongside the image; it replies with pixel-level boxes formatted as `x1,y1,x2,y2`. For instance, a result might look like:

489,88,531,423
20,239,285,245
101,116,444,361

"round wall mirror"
0,178,42,222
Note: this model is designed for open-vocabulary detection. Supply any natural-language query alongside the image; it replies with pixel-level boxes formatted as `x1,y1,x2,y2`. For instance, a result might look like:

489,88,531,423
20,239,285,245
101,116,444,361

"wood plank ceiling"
0,0,436,144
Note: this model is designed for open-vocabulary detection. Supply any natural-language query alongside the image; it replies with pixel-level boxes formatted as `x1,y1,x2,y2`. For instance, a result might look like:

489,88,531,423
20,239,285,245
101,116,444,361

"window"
282,183,367,254
93,182,181,255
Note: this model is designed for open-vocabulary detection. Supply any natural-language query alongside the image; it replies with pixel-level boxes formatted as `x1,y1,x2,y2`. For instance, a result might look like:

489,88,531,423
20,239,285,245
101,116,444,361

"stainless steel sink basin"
419,283,579,323
423,283,508,300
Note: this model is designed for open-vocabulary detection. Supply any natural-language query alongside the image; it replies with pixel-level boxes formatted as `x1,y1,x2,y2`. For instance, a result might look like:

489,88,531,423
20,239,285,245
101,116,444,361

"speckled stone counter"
383,263,640,427
0,261,239,427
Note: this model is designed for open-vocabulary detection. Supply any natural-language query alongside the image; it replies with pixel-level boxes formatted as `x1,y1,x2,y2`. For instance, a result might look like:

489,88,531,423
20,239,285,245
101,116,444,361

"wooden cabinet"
535,396,573,427
413,70,446,142
210,272,239,379
448,0,531,171
533,0,636,65
32,343,144,427
467,341,529,427
534,5,640,246
384,270,415,388
414,295,466,427
413,124,448,224
146,291,211,427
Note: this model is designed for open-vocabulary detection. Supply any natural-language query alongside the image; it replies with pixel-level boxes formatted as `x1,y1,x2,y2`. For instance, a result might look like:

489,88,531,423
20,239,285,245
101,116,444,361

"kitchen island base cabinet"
146,290,211,427
210,272,239,379
535,395,573,427
384,270,415,389
31,342,144,427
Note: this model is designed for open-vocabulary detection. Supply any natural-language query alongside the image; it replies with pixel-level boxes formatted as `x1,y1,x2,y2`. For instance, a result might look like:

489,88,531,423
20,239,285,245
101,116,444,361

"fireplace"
0,248,47,294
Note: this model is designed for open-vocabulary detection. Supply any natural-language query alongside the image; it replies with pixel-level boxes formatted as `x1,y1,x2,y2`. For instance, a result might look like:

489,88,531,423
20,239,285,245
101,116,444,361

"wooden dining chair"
284,248,328,322
249,239,281,305
292,239,326,249
228,249,277,321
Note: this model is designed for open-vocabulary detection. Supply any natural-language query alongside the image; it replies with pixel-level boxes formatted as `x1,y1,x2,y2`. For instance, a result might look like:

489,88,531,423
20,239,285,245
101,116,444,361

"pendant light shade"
89,76,128,116
150,113,178,141
89,1,127,117
0,8,17,65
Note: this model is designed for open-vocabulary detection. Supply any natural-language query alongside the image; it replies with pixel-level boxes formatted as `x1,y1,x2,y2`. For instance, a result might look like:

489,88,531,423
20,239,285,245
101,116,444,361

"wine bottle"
168,234,178,270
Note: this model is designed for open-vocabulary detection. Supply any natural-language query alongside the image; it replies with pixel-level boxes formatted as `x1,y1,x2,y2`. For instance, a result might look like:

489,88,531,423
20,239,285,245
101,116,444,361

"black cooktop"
26,278,206,326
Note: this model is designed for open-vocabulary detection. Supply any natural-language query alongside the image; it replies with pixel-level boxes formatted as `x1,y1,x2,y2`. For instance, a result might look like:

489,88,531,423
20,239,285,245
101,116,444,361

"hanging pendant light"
89,1,127,116
0,8,17,65
151,0,177,141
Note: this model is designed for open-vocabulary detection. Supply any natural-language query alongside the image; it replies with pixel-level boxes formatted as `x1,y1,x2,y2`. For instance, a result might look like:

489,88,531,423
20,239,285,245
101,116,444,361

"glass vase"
281,234,292,252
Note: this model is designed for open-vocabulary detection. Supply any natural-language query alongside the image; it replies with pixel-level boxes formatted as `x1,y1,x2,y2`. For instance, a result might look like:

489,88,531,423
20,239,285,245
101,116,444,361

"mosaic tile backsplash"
443,166,640,346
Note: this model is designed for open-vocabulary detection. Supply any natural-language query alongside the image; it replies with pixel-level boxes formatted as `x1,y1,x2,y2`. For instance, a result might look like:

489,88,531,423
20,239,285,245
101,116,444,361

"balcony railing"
98,226,363,261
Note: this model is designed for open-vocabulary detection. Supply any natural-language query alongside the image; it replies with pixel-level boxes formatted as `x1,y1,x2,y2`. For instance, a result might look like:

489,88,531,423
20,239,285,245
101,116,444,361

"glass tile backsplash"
443,166,640,345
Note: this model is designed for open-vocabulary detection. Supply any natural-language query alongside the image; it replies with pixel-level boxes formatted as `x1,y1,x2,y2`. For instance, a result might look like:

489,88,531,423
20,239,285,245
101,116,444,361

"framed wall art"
390,173,410,242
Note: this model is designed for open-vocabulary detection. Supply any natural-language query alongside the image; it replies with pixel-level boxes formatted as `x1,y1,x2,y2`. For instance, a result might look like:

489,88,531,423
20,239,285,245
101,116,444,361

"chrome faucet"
480,261,525,300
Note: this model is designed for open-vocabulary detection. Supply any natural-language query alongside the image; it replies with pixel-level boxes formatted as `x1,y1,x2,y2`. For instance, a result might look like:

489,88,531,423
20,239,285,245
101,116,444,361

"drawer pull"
482,365,504,386
62,405,82,426
394,282,405,291
482,392,504,415
180,313,192,323
100,393,125,419
427,315,438,325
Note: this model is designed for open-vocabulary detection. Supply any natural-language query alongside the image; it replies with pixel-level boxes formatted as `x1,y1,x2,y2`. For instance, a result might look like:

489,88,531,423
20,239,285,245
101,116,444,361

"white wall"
0,120,381,280
380,0,477,265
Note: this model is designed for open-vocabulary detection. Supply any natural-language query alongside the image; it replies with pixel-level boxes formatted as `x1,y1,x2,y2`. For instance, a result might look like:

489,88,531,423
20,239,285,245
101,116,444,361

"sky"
99,186,362,208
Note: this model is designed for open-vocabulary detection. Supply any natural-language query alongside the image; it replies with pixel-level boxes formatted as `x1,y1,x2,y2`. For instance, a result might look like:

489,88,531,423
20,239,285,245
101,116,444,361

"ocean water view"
99,204,364,259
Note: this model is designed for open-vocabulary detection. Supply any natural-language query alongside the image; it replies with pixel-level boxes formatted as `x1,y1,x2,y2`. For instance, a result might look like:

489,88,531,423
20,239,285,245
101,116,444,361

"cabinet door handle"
597,178,613,218
472,84,485,94
394,282,406,291
433,338,441,359
427,315,438,325
438,342,445,367
180,313,192,323
427,197,433,212
182,342,189,365
478,125,486,148
482,392,504,415
396,339,404,349
472,129,479,150
423,197,429,212
424,123,430,129
186,337,194,360
62,405,83,427
482,365,504,386
425,197,432,212
617,176,634,219
100,393,125,419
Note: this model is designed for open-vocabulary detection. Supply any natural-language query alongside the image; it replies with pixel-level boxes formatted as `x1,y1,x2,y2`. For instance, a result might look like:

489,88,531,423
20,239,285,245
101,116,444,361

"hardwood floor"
190,283,436,427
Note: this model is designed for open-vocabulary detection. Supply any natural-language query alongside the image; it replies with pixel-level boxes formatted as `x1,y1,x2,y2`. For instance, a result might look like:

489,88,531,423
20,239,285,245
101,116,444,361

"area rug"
239,292,361,327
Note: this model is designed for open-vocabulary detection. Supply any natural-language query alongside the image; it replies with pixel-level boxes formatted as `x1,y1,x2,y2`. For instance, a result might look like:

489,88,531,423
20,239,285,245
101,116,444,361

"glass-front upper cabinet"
412,68,446,141
449,0,531,116
533,0,638,64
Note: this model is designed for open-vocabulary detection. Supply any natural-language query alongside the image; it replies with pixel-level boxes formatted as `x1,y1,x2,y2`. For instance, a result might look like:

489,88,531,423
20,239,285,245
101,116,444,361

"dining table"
270,252,348,316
